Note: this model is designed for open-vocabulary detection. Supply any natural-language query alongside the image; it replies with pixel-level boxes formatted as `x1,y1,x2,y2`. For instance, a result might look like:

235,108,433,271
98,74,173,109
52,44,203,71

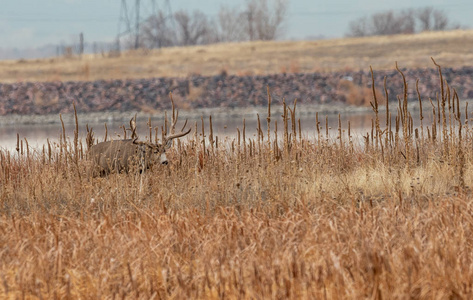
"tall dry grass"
1,61,473,298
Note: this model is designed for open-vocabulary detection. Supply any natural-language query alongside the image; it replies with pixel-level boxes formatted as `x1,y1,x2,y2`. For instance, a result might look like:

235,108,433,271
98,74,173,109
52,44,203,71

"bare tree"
244,0,288,41
174,10,215,46
141,11,176,48
371,11,399,35
432,9,448,30
417,7,434,31
399,9,416,34
417,7,450,31
138,0,288,50
347,9,414,37
347,6,460,37
217,6,247,42
347,17,369,37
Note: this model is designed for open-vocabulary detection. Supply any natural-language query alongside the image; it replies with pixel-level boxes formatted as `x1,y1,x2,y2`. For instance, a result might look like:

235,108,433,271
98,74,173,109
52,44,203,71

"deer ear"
164,139,173,149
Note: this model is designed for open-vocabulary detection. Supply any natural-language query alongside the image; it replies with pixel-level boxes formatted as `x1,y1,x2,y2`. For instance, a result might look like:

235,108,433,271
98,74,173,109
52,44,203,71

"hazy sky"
1,0,472,49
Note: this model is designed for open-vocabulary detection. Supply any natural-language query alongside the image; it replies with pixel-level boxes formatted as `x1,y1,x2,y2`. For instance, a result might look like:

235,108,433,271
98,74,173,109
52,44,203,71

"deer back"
89,139,148,175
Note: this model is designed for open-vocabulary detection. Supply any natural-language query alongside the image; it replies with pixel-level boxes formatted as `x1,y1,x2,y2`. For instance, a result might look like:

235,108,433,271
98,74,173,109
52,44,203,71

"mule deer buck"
88,111,190,176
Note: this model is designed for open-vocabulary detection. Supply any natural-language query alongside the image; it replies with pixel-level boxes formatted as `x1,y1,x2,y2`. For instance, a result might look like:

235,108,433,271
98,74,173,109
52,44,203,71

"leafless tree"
141,11,175,48
347,6,459,37
174,10,215,46
432,9,448,30
217,6,247,42
417,7,451,31
138,0,288,49
371,11,400,35
244,0,288,41
417,7,434,31
399,9,416,34
347,17,369,37
347,10,414,37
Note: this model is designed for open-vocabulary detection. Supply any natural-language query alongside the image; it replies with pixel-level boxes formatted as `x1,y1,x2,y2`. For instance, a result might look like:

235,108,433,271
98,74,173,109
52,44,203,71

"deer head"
130,103,191,166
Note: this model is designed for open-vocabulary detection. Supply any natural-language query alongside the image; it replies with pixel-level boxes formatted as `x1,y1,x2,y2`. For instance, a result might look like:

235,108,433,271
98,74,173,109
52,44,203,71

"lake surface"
0,107,438,152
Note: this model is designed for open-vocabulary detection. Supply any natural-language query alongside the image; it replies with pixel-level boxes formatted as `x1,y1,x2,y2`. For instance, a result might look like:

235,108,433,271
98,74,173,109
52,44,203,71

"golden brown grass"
2,30,473,83
1,62,473,298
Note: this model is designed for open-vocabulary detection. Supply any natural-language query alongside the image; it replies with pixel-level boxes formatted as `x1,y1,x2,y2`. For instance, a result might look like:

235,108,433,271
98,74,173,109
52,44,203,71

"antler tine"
180,119,188,132
170,92,176,120
169,92,176,135
164,127,191,142
169,109,179,135
127,117,138,140
164,92,190,143
165,109,188,141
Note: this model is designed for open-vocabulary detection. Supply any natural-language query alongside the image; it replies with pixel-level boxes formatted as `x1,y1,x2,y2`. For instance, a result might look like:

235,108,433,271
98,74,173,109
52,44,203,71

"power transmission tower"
161,0,175,29
117,0,174,51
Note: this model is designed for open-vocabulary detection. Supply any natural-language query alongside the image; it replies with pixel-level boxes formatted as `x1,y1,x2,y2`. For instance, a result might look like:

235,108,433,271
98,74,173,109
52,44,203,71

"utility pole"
248,11,254,41
79,32,84,56
134,0,140,49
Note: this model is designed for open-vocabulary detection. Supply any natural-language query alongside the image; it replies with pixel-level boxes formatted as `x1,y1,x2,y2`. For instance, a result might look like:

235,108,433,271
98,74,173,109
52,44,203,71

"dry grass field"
1,62,473,298
1,30,473,83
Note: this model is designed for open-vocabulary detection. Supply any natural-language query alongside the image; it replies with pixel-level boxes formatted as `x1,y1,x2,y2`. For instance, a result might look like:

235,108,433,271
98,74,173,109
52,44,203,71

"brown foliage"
1,62,473,298
337,79,381,106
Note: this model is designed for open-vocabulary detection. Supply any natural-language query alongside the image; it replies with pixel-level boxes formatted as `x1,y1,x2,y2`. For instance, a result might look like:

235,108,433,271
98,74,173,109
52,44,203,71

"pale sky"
1,0,472,50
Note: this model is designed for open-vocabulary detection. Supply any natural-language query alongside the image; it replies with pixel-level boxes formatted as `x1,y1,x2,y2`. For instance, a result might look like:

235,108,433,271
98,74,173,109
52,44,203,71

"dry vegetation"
0,61,473,298
2,30,473,83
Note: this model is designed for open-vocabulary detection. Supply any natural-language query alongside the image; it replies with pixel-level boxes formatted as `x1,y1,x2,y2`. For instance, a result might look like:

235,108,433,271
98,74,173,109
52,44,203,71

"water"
0,108,434,152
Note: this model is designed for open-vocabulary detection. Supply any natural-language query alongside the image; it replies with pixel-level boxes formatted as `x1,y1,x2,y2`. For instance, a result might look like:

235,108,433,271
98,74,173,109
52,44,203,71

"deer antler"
164,127,192,142
164,110,191,142
126,114,138,139
164,93,191,144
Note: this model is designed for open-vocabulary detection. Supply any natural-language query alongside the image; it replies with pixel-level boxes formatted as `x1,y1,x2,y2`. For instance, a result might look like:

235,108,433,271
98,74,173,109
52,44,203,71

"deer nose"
160,153,168,165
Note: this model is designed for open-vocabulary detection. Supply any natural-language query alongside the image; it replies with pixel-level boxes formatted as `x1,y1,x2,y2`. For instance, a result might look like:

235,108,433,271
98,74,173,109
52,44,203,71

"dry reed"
0,61,473,299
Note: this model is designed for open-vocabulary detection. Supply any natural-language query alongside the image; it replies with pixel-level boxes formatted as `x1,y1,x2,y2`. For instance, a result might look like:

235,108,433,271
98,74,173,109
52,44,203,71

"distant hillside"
0,30,473,83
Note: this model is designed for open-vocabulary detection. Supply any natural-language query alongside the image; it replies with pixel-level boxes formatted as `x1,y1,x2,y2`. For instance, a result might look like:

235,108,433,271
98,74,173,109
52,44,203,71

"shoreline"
0,103,374,126
0,98,466,126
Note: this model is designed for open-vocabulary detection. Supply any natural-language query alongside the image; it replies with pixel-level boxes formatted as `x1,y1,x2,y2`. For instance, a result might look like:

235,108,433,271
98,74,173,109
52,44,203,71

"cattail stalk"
416,79,424,145
266,86,271,147
370,66,380,149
